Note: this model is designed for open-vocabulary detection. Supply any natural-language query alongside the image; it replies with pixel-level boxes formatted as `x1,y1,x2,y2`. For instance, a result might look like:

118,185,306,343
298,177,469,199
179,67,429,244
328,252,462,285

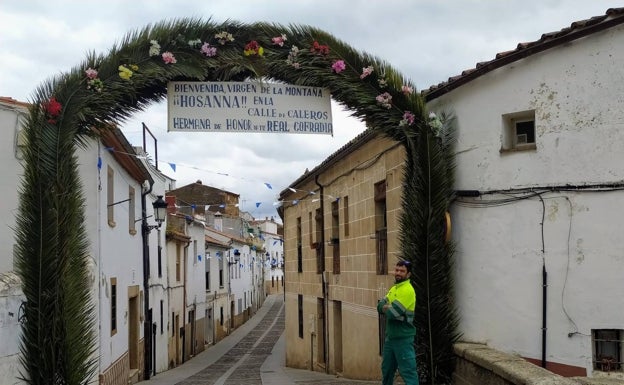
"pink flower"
162,51,177,64
401,85,414,95
376,92,392,109
332,60,346,73
85,68,98,79
400,111,415,126
271,34,287,47
201,42,217,57
360,66,374,79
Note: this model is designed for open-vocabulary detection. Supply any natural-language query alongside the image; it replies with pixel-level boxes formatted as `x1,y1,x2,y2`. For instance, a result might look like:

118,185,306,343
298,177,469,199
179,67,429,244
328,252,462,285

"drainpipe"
538,195,547,368
315,175,329,373
141,181,154,380
183,234,191,362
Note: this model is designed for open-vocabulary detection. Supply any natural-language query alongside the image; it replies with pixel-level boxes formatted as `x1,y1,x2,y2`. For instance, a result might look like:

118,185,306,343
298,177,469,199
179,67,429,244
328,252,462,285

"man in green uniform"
377,260,418,385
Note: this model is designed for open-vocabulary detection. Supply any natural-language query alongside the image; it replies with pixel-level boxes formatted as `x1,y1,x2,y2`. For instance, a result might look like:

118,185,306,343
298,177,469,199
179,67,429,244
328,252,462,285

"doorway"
333,301,343,372
128,287,140,373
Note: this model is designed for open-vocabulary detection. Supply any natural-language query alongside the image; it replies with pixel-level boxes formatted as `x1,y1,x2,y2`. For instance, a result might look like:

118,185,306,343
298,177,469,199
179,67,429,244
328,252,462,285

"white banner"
167,81,333,135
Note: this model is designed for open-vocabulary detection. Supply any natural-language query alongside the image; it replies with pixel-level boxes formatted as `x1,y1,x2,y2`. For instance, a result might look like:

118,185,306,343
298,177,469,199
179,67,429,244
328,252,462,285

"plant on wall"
15,19,459,384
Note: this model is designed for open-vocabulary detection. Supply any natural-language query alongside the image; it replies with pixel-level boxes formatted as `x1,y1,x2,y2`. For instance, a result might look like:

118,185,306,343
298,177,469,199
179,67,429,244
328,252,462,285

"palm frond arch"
15,19,459,384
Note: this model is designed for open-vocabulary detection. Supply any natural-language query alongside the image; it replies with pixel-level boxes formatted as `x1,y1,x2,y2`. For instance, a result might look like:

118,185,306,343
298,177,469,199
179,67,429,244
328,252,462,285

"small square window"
592,329,623,373
501,110,536,152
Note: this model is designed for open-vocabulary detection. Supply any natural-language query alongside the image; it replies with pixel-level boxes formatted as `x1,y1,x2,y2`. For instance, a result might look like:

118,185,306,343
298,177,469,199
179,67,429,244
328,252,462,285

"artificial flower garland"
80,28,424,131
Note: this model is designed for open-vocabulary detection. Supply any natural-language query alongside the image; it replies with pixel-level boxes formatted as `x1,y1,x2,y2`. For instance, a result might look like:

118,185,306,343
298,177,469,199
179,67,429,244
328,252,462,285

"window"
298,294,303,339
206,253,211,291
593,329,622,372
157,243,162,278
219,253,224,287
375,180,388,275
315,208,324,274
502,110,536,152
128,186,136,234
110,277,117,335
308,212,314,248
15,127,27,159
160,300,164,334
107,166,115,227
220,307,224,326
297,217,303,273
343,196,349,237
331,199,340,274
176,243,181,282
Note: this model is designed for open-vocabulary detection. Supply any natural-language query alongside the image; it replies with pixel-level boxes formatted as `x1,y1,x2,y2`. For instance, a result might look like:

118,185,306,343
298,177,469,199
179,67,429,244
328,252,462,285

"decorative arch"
15,19,458,384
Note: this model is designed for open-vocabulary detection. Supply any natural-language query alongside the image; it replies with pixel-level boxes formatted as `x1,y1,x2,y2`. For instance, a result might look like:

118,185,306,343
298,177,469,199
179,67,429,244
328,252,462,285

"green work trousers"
381,336,419,385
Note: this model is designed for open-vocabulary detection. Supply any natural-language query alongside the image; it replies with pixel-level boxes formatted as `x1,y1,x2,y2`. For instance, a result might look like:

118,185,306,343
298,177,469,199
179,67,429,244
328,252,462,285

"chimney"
165,195,177,214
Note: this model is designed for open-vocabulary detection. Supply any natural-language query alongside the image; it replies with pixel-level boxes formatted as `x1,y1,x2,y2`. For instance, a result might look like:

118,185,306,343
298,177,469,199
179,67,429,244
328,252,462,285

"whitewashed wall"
428,24,624,375
142,157,173,375
0,101,26,274
185,220,207,349
78,140,145,380
0,101,27,385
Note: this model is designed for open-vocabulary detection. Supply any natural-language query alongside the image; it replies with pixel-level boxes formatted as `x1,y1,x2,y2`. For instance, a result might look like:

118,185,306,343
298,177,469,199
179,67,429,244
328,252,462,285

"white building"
204,235,230,345
0,97,169,385
426,8,624,378
79,126,165,385
250,218,284,295
0,97,27,382
135,145,176,377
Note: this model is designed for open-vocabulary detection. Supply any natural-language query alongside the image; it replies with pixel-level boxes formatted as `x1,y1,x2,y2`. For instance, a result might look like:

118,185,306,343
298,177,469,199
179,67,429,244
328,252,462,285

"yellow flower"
118,65,133,80
130,64,139,71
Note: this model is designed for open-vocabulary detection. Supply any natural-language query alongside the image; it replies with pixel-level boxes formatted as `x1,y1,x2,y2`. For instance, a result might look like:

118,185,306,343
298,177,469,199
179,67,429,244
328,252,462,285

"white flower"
149,40,161,57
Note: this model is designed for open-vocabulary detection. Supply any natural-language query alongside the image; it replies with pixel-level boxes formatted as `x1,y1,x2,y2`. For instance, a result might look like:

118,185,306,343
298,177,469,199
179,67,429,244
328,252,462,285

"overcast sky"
0,1,617,220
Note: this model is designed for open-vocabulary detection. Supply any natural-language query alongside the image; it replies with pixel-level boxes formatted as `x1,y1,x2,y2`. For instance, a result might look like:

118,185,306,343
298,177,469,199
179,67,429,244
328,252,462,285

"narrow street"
140,295,378,385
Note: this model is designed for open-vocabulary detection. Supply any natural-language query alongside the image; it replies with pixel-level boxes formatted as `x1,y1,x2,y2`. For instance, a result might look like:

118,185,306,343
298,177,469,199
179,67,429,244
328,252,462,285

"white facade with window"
427,21,624,377
77,130,154,384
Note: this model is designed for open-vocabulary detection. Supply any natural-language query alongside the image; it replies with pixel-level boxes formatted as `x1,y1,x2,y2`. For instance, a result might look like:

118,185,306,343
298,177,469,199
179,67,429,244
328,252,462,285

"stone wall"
453,343,624,385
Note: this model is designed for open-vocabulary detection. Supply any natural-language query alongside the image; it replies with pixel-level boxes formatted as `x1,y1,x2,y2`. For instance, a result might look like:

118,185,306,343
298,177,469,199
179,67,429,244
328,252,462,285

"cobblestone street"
177,297,284,384
141,295,379,385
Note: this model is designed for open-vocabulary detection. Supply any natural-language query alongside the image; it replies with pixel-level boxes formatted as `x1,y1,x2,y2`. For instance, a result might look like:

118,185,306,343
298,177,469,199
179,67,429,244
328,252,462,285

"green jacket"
377,279,416,339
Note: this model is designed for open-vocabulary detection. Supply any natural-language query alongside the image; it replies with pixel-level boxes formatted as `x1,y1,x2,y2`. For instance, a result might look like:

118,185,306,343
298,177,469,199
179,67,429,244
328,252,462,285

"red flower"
310,41,330,55
243,40,264,56
43,97,62,124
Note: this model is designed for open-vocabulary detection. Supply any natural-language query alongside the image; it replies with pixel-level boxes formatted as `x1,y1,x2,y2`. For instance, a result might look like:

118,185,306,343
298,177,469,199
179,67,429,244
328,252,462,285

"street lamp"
145,195,167,232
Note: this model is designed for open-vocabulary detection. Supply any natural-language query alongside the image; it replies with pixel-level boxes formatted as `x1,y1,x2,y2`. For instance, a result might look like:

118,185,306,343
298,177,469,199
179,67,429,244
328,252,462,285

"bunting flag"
97,147,346,211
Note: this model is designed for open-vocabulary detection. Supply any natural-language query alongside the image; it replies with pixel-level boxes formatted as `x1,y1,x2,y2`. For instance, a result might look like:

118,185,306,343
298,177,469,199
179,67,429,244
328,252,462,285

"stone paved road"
170,296,379,385
176,298,284,385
